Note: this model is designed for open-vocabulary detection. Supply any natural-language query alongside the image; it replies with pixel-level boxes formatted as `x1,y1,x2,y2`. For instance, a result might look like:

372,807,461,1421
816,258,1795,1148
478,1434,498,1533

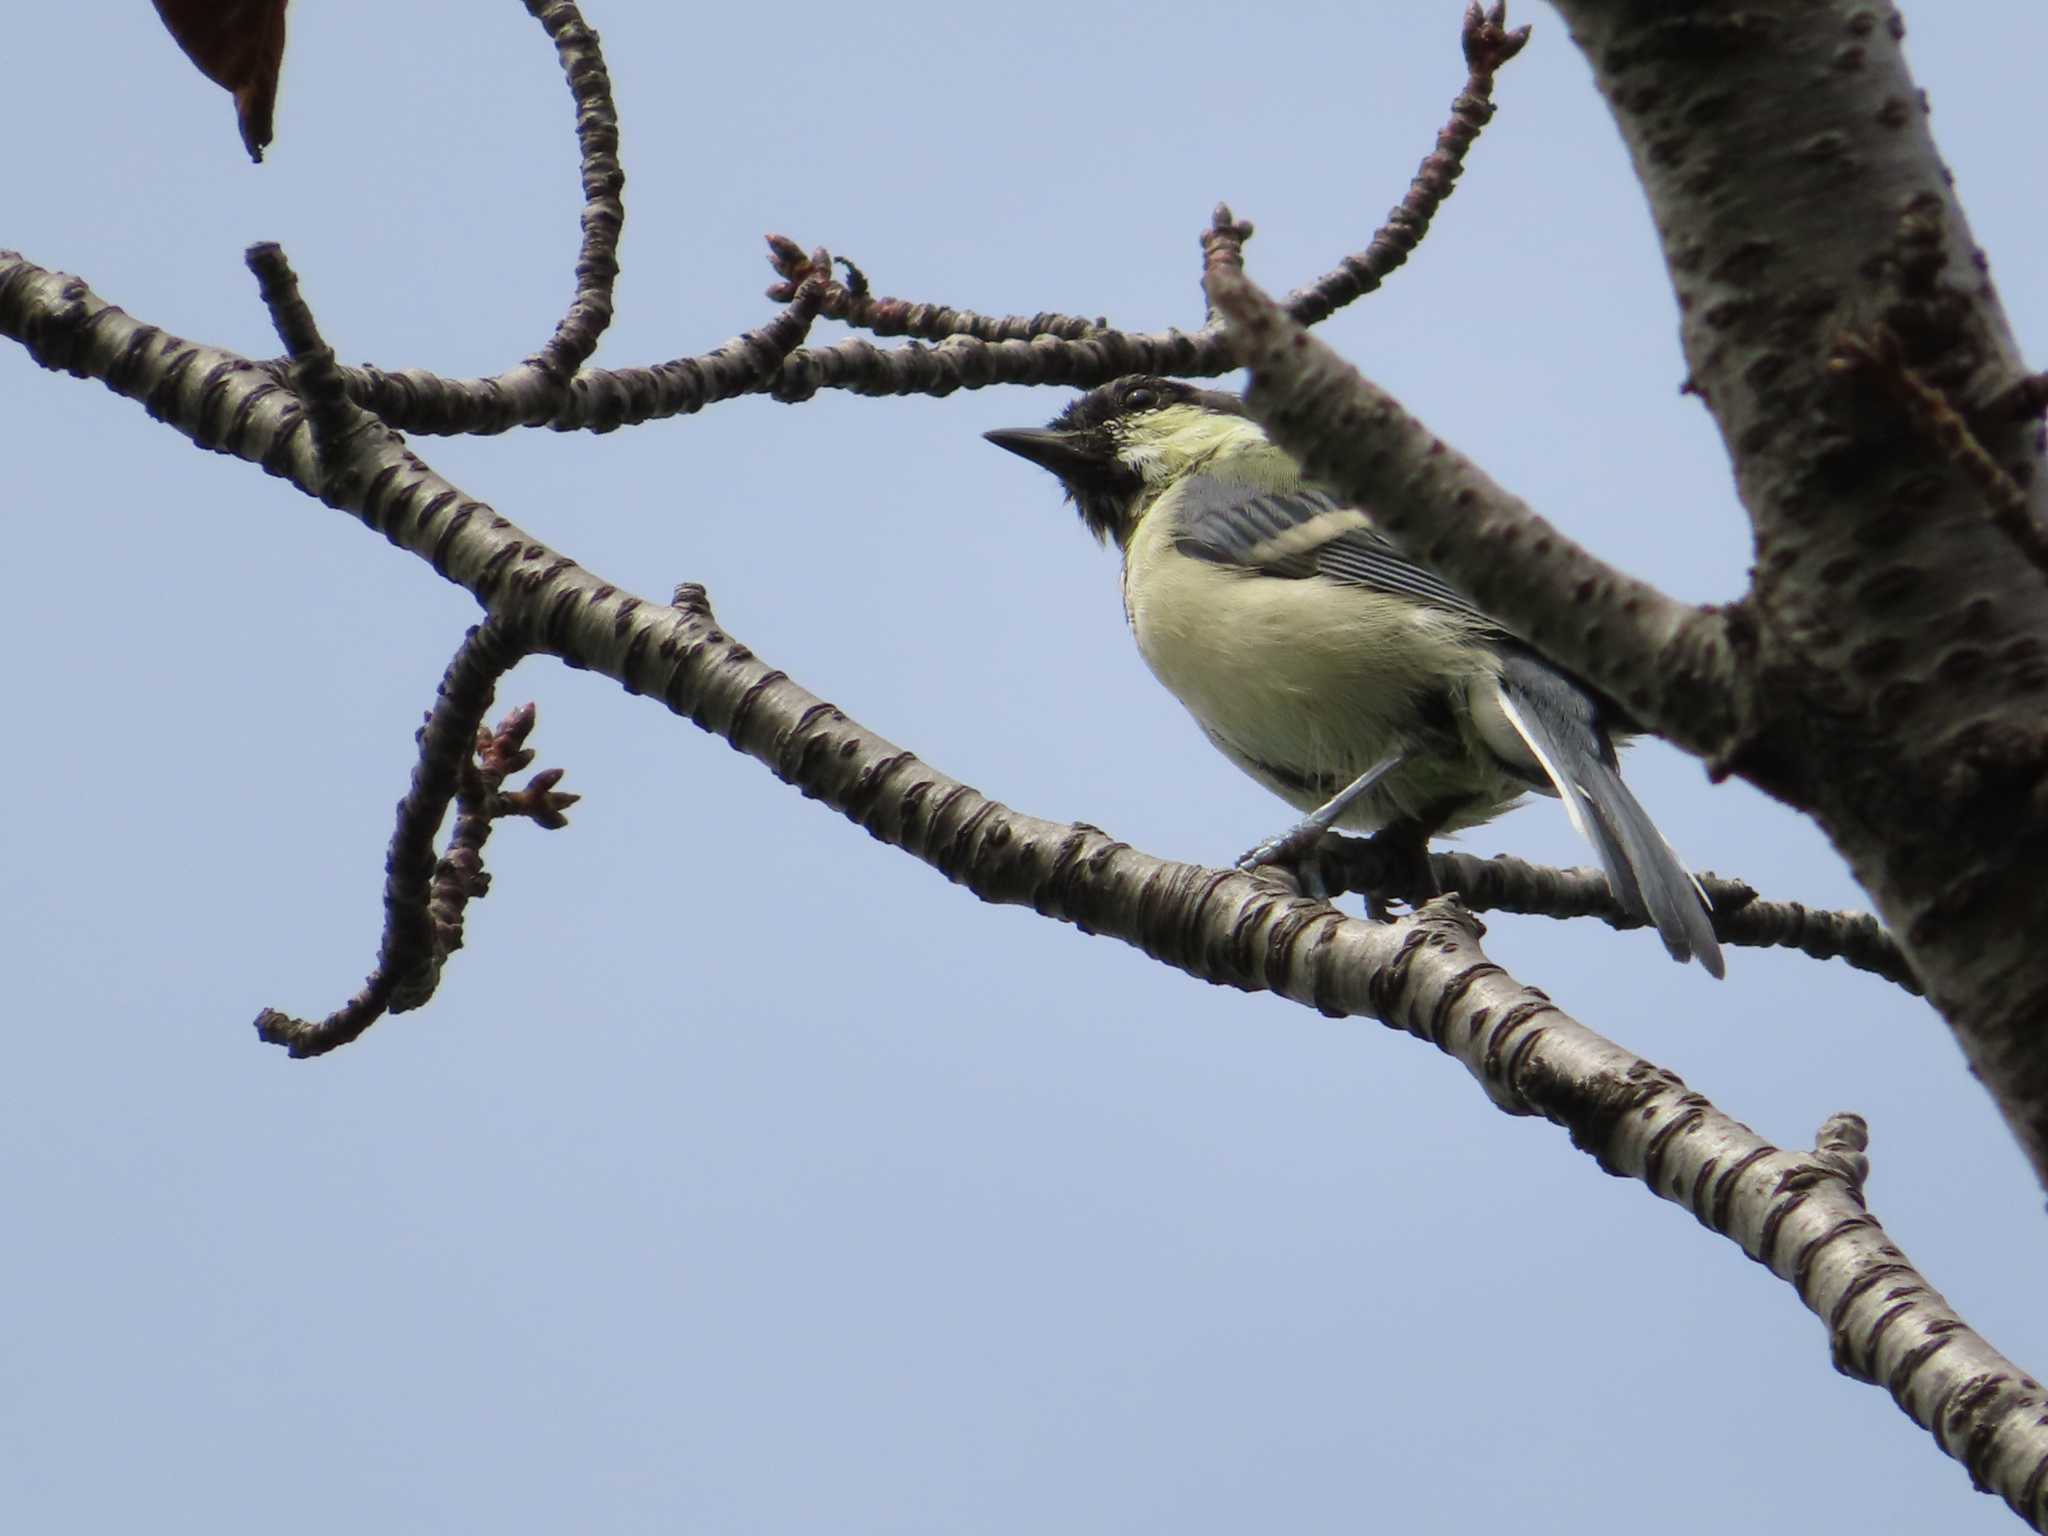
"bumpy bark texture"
1546,2,2048,1183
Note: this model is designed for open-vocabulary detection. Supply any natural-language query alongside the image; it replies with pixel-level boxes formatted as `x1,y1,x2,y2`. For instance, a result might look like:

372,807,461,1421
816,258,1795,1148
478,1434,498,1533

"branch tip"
1463,2,1532,73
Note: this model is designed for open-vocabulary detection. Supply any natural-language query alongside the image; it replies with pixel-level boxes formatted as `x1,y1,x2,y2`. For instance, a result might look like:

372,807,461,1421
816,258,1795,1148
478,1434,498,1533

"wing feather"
1167,477,1506,635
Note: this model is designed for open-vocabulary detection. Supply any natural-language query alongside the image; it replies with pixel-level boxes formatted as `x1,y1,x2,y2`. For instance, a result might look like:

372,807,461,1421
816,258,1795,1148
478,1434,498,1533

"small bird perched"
986,375,1722,975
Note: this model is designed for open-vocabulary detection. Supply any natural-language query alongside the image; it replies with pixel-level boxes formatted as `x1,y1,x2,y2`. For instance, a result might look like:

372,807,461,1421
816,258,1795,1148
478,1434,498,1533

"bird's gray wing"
1168,476,1507,634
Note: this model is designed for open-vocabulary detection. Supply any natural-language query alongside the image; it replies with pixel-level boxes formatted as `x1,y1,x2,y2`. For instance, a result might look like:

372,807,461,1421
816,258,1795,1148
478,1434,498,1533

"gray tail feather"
1492,662,1724,978
1574,754,1725,979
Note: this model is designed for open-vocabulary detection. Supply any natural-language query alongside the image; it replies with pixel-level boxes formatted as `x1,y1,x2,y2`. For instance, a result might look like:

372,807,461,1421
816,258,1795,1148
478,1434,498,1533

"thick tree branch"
1546,0,2048,1190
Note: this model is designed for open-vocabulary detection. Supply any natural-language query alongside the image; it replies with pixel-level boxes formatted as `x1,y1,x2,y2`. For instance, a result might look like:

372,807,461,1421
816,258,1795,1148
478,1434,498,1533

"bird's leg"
1236,754,1405,899
1355,816,1439,920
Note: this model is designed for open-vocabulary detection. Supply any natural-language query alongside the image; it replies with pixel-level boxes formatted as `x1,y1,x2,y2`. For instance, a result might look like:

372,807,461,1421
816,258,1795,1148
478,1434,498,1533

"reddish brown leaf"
151,0,289,162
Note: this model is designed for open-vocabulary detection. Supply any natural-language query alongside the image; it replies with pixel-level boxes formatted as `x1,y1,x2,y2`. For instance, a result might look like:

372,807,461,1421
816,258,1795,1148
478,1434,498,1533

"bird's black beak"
982,427,1105,483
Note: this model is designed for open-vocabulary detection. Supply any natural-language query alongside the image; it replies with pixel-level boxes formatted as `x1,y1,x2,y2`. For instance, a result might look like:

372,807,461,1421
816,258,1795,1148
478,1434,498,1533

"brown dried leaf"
150,0,289,162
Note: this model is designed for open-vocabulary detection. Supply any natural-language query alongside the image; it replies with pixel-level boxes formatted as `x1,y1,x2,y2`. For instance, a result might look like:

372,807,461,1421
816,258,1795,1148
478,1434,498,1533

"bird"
985,374,1722,975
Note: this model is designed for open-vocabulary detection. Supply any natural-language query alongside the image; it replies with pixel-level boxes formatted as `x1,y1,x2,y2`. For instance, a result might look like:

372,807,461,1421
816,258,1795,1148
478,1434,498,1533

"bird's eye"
1123,386,1158,410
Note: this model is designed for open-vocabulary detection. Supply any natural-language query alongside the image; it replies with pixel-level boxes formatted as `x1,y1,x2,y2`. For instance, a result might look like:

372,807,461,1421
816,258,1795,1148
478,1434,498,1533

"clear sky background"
6,3,2046,1532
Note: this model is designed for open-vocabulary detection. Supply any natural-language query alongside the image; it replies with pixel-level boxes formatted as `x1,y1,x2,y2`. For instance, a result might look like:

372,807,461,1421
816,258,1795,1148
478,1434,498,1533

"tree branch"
8,243,2044,1518
229,0,1534,439
1547,0,2048,1192
757,2,1534,347
1316,841,1920,994
520,0,624,391
251,620,576,1057
763,238,1108,344
1281,1,1530,327
310,0,625,433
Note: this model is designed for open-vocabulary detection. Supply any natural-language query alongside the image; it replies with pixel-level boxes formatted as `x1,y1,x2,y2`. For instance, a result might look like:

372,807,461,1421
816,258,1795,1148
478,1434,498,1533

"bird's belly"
1125,560,1521,830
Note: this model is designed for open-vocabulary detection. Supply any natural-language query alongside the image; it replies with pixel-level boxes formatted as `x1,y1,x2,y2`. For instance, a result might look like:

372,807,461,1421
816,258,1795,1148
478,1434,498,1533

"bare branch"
298,0,627,433
282,0,1529,439
238,244,580,1055
10,246,2047,1515
1282,1,1531,327
765,237,1106,343
523,0,626,386
1319,843,1920,994
253,620,569,1056
762,2,1530,352
1283,820,1913,989
335,279,828,436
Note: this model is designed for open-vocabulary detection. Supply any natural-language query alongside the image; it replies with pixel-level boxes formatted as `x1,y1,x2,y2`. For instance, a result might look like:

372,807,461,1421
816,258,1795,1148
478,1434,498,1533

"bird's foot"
1235,754,1407,900
1236,823,1346,901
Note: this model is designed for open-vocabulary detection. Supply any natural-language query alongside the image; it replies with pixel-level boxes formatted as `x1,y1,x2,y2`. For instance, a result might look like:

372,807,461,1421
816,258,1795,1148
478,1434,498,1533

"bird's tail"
1488,658,1724,978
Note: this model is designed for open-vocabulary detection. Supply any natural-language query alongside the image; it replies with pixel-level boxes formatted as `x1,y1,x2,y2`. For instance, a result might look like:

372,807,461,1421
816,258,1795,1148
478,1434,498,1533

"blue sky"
6,3,2046,1532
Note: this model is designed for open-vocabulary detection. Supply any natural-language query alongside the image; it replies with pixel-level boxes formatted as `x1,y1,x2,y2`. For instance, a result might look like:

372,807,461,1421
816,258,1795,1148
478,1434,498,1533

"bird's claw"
1236,829,1339,901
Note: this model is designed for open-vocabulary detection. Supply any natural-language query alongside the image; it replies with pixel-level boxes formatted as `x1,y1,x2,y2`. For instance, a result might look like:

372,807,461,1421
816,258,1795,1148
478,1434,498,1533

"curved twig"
245,247,576,1055
251,619,552,1056
1282,1,1531,327
303,0,626,435
248,0,1529,437
764,3,1532,352
523,0,625,388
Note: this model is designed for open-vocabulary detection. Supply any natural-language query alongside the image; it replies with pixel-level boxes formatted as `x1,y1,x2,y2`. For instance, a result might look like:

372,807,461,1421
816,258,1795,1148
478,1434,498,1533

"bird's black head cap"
985,375,1244,544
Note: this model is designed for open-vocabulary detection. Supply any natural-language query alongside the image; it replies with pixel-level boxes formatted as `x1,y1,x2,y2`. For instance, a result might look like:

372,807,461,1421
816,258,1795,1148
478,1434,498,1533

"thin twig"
242,246,577,1054
253,623,580,1056
523,0,625,388
288,0,1522,434
269,0,625,435
1283,1,1531,327
764,237,1104,343
1317,840,1920,993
